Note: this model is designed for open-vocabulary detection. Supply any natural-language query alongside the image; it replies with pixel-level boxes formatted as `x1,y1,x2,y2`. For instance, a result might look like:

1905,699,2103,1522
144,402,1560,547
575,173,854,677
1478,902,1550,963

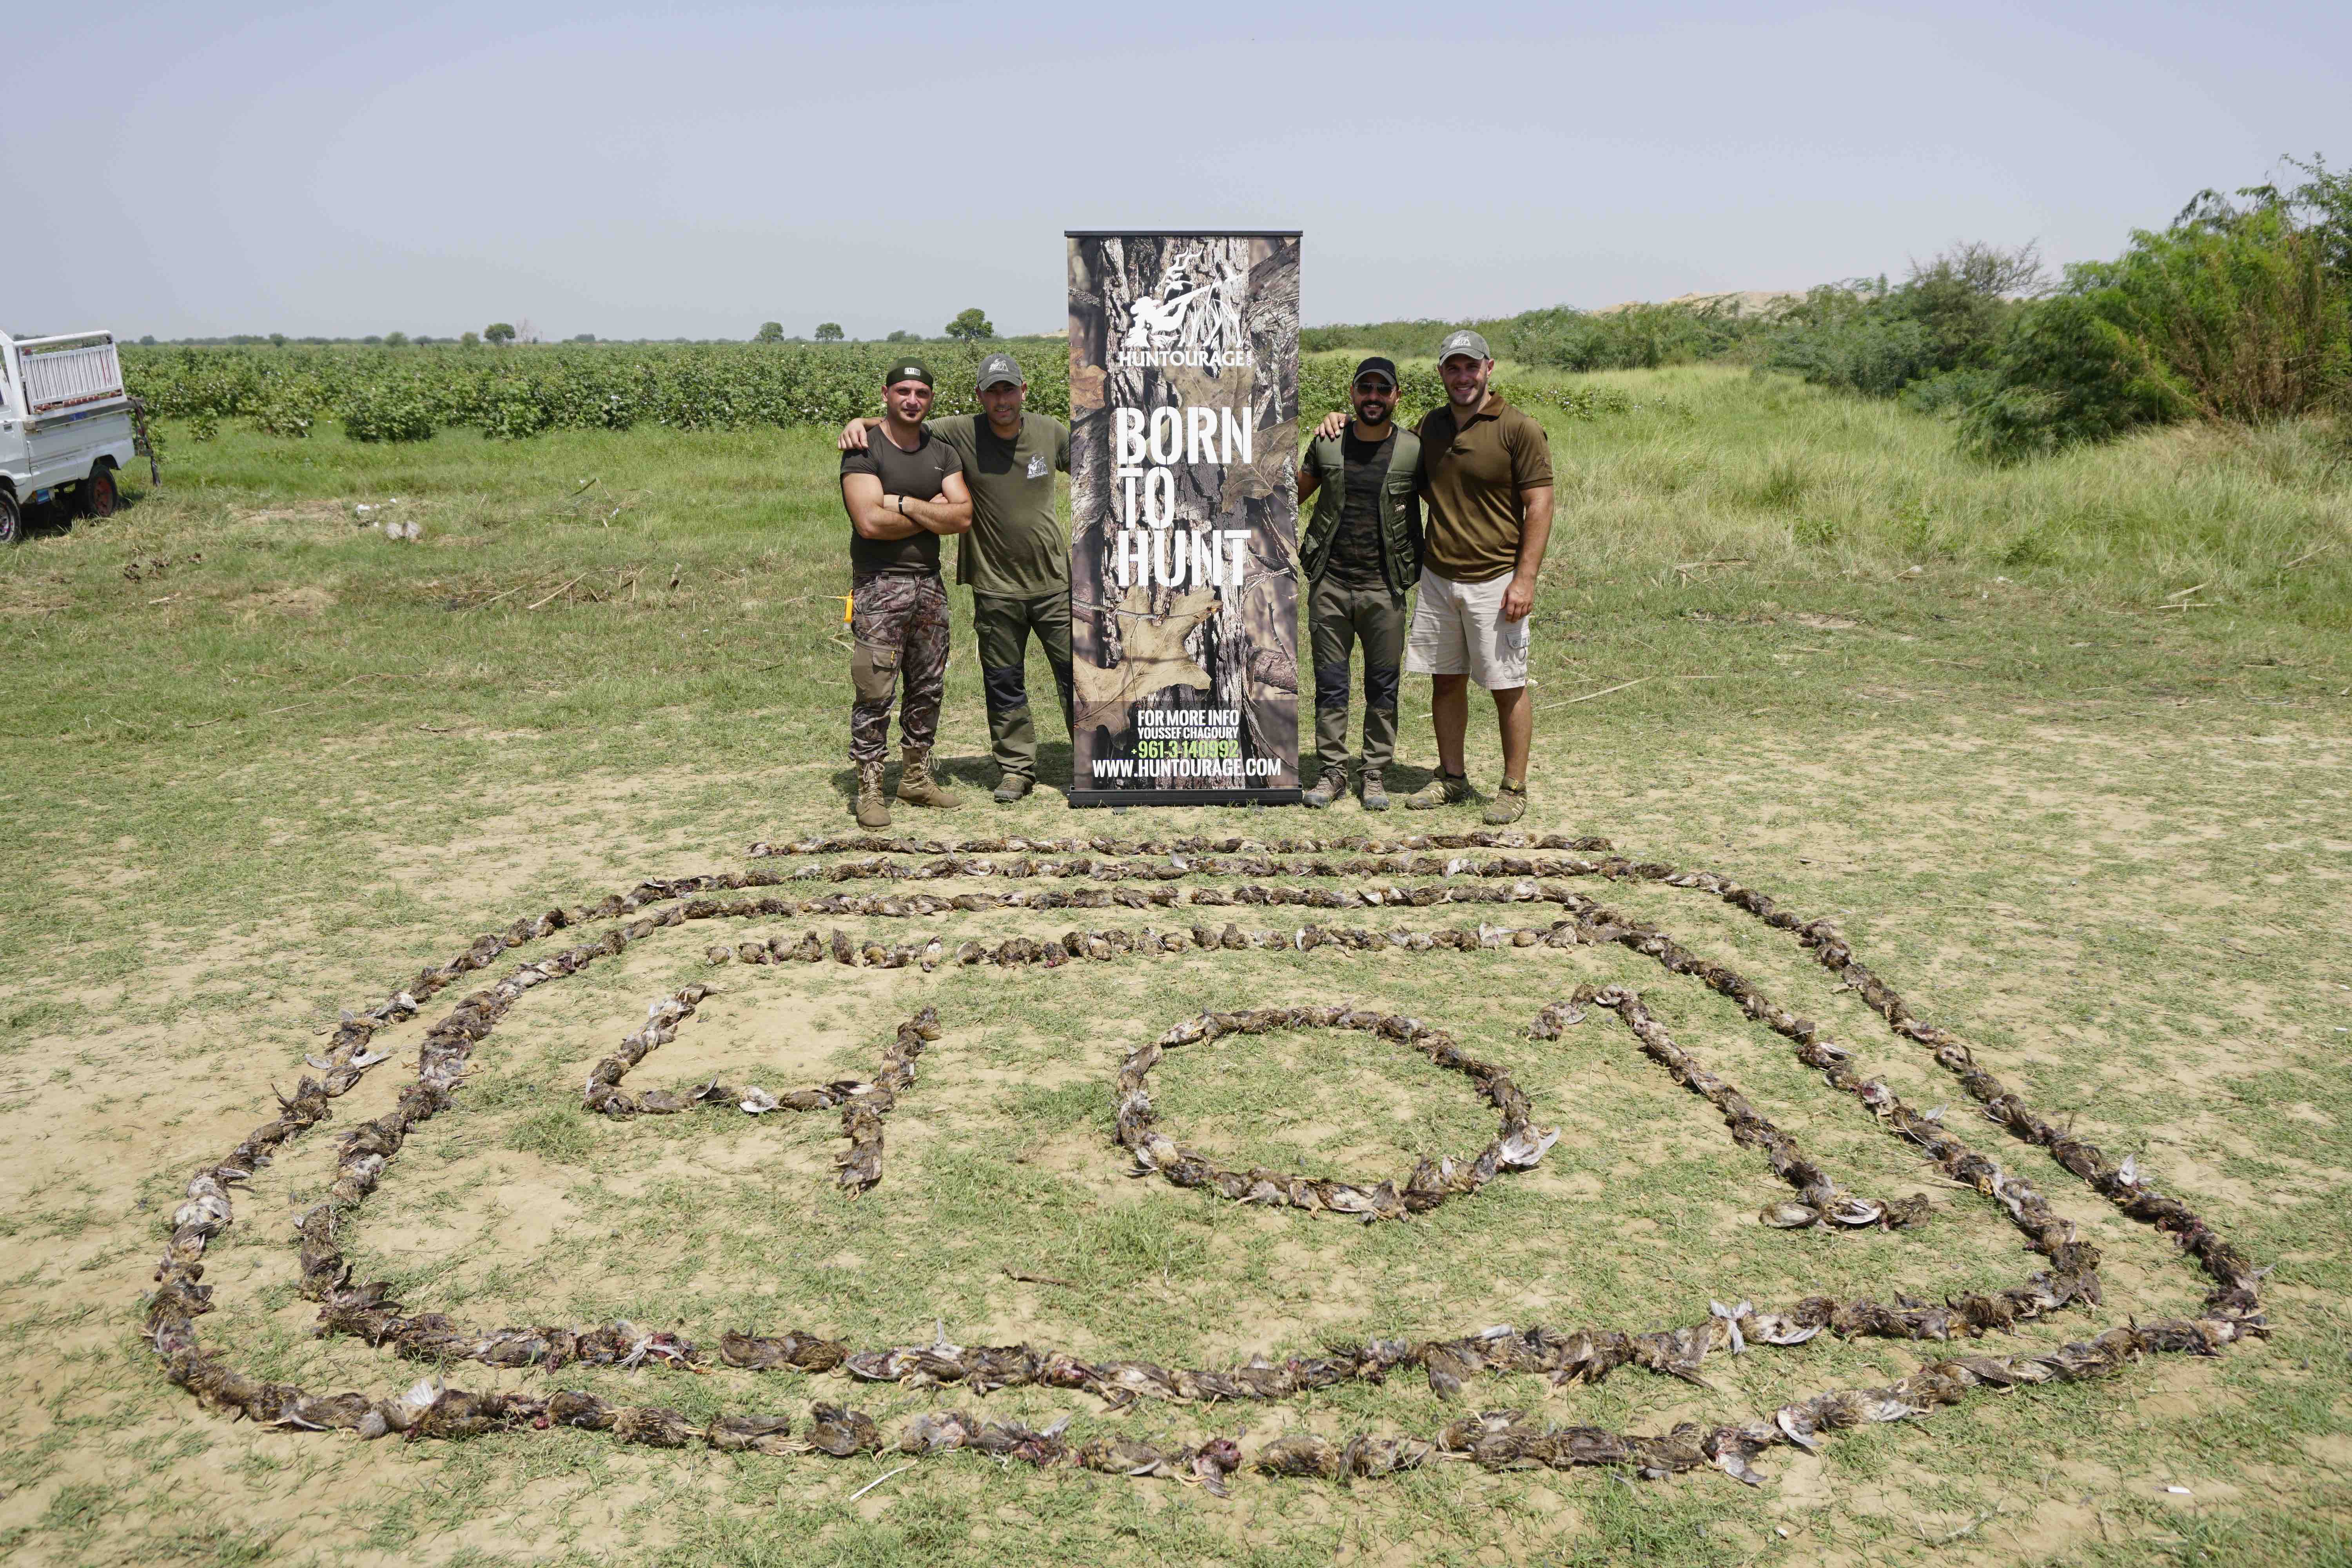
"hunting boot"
993,773,1034,804
1404,770,1474,810
1482,779,1529,826
1359,771,1390,812
1301,767,1347,809
855,761,891,829
897,746,962,809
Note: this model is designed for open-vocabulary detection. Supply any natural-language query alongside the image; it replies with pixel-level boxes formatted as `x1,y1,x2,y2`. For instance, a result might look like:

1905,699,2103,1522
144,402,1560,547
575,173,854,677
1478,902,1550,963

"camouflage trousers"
1309,575,1406,777
973,589,1074,782
848,572,950,764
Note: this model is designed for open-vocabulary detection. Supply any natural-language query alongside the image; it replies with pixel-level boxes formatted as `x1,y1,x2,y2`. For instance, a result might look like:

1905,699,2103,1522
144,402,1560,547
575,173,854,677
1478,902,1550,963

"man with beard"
842,351,1072,802
1400,329,1553,824
838,359,974,828
1294,357,1422,810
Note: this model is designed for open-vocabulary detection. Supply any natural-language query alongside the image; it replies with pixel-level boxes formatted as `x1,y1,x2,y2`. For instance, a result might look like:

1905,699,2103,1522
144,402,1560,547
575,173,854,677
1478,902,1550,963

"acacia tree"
814,322,844,341
483,322,516,345
945,308,994,341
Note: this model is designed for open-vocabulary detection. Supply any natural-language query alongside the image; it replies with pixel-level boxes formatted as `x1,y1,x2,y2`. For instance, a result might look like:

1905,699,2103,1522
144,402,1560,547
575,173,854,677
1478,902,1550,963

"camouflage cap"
974,351,1026,390
1436,329,1492,364
883,359,934,388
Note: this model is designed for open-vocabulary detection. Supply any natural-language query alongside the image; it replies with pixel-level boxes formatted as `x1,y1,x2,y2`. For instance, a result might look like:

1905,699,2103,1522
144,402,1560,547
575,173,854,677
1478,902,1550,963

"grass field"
1,365,2348,1567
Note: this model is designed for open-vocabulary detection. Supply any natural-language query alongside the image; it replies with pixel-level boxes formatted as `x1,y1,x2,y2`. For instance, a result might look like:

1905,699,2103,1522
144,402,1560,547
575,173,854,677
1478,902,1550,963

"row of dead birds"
748,830,1619,860
577,987,940,1195
147,828,2268,1490
162,1314,2243,1493
1116,1005,1559,1222
708,915,1617,976
746,851,1615,887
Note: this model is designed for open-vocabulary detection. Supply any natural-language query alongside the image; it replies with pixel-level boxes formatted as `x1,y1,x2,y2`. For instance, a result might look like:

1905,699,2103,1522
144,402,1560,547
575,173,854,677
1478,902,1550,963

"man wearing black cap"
840,350,1072,802
838,359,973,829
1295,357,1421,810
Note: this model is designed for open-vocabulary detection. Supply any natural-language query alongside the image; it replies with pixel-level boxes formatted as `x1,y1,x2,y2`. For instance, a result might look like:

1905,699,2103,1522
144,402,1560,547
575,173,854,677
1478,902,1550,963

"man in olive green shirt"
841,352,1072,801
1403,329,1555,825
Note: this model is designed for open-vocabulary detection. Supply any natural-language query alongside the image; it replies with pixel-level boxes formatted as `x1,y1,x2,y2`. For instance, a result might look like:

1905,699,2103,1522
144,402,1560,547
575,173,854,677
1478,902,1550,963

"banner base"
1069,789,1304,809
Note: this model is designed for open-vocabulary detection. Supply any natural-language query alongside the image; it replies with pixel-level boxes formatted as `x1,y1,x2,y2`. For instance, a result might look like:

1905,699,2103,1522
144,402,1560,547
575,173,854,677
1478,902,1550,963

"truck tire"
82,465,120,519
0,491,20,546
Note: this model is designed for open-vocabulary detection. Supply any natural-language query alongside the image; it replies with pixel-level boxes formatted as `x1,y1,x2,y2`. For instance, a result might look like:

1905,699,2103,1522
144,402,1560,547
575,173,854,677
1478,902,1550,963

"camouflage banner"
1065,232,1301,806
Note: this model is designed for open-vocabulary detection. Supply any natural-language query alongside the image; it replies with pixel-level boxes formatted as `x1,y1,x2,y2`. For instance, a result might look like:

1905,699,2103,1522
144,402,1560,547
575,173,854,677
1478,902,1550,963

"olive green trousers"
973,590,1074,782
1308,576,1406,778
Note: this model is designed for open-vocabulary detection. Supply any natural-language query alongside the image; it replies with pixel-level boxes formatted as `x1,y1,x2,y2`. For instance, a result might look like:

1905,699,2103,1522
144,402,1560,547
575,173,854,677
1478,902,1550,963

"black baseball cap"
1352,356,1399,389
883,360,935,388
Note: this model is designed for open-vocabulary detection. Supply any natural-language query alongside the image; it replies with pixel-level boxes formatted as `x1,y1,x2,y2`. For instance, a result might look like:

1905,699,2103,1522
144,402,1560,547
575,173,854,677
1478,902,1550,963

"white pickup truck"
0,329,147,544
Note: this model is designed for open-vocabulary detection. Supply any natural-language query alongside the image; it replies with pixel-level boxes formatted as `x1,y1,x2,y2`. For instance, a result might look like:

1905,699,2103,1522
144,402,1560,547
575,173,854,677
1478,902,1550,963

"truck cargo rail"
15,333,127,414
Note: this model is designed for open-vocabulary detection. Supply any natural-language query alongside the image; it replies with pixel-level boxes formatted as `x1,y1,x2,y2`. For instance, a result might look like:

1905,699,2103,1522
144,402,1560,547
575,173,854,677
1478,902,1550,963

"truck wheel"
0,491,20,545
83,466,120,519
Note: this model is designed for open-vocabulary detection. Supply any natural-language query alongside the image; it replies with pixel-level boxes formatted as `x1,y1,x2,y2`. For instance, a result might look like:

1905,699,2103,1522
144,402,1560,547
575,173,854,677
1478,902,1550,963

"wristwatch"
896,495,907,515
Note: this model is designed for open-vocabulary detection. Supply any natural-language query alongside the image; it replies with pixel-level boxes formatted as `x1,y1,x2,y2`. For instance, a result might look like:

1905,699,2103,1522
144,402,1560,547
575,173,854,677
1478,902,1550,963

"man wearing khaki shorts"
1403,329,1554,824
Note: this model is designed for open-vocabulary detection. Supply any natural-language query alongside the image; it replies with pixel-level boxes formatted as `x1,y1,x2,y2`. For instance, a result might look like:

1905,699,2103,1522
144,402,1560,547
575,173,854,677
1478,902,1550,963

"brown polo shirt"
1414,396,1553,583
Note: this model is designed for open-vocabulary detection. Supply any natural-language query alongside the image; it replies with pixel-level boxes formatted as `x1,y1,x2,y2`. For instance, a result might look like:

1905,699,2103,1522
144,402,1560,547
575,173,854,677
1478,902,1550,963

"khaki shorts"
1404,567,1529,690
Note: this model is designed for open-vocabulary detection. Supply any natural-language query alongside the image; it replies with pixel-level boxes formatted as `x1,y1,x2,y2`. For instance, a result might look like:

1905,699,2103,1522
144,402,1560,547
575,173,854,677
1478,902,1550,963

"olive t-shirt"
1415,397,1554,584
840,425,961,584
926,413,1070,599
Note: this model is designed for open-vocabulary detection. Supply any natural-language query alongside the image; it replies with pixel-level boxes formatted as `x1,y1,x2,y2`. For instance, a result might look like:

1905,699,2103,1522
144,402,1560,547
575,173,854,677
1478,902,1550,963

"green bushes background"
118,341,1642,445
125,158,2348,465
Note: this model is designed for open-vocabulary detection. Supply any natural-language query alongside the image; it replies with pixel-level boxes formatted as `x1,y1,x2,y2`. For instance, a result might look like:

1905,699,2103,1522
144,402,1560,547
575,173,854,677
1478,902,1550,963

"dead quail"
1189,1436,1244,1495
1255,1434,1343,1478
900,1410,979,1454
706,1413,797,1454
800,1403,880,1456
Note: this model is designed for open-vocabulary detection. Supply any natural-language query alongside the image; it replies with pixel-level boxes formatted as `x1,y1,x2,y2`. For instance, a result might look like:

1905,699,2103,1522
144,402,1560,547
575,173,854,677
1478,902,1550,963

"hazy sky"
16,0,2347,340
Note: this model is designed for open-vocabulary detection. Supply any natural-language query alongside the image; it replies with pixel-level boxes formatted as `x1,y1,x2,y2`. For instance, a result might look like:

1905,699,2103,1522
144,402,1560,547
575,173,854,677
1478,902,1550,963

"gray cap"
974,351,1026,390
1436,328,1492,364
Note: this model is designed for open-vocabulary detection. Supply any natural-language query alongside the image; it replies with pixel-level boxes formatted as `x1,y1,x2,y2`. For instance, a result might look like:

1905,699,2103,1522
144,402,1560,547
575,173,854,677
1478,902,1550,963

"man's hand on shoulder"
836,417,877,454
1314,410,1347,441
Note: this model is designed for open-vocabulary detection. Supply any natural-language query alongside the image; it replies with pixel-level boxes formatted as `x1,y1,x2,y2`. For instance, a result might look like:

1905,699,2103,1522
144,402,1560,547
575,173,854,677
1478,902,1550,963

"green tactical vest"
1299,426,1423,599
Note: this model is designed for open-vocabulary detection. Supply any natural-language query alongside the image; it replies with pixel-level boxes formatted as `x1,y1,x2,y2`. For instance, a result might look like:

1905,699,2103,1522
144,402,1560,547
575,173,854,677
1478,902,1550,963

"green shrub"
1767,245,2042,401
1303,299,1771,371
1958,190,2348,462
2088,203,2347,425
249,378,323,439
1956,293,2162,463
341,381,437,443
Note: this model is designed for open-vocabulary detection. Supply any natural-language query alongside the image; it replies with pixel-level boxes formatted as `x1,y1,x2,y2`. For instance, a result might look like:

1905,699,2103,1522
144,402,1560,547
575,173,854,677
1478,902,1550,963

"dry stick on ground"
1004,1269,1076,1287
1538,677,1650,711
1673,559,1751,581
466,580,535,613
847,1465,914,1502
525,575,587,611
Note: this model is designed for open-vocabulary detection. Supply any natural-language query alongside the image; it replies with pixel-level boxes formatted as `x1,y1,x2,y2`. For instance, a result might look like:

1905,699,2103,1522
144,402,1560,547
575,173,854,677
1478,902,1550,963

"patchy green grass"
0,372,2347,1566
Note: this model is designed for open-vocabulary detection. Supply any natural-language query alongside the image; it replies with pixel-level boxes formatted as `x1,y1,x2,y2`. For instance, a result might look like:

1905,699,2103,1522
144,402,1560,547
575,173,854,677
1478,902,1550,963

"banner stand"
1065,231,1303,809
